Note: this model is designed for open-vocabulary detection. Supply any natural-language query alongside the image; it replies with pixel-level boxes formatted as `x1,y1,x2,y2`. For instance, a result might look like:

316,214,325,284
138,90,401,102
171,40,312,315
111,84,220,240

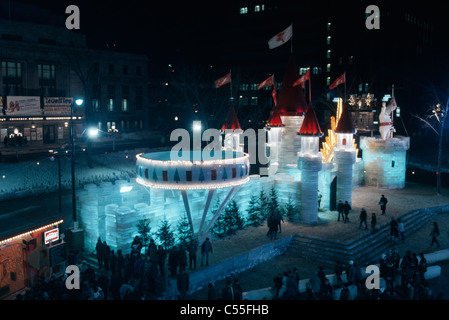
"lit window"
250,83,258,90
327,50,331,59
107,99,114,111
121,98,128,112
327,36,331,45
342,138,347,146
239,83,249,91
240,7,248,14
299,67,309,75
313,67,321,74
327,22,331,31
326,64,331,72
326,77,331,86
92,99,100,112
254,5,260,12
250,96,258,106
38,64,55,80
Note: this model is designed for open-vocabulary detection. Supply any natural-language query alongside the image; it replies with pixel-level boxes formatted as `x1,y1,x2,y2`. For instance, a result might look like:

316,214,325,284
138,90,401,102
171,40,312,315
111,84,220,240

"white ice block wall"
299,154,322,224
334,149,356,206
360,136,410,189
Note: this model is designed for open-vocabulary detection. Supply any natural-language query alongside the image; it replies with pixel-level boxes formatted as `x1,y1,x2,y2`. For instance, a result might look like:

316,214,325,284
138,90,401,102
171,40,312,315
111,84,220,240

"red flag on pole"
329,72,345,90
257,75,275,90
292,69,310,88
214,72,232,88
268,24,293,49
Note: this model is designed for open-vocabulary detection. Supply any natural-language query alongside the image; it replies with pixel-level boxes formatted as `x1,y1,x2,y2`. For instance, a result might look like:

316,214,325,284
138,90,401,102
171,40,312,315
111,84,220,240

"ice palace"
78,56,410,254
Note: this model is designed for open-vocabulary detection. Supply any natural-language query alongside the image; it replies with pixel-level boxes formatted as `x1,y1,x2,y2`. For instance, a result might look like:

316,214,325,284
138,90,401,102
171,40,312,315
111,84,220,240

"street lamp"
9,128,23,161
49,149,64,214
108,125,119,152
71,98,83,229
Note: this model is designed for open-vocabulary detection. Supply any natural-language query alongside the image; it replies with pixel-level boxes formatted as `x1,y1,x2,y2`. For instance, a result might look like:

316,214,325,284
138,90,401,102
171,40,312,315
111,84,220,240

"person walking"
103,241,110,271
418,253,428,285
371,213,377,233
276,211,284,234
359,208,368,230
337,200,344,222
397,218,405,243
390,217,399,242
379,194,388,215
187,238,198,270
221,279,234,300
201,237,213,266
343,201,351,223
430,222,440,248
95,238,104,268
334,261,343,288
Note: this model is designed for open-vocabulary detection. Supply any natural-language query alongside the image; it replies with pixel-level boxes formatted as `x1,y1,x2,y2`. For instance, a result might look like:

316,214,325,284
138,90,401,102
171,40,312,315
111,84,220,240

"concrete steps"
287,208,437,266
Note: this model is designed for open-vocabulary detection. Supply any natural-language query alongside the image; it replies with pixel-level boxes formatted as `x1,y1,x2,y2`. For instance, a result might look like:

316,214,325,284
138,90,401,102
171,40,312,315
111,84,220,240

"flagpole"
309,67,312,104
344,71,347,104
290,22,293,54
229,69,233,107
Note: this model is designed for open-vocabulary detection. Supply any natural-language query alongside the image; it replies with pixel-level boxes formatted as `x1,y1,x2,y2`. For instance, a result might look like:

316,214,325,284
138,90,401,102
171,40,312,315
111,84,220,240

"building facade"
0,10,150,155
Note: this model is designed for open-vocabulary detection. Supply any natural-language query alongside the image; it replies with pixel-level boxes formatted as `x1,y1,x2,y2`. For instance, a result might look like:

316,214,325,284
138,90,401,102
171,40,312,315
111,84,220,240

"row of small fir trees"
136,186,299,251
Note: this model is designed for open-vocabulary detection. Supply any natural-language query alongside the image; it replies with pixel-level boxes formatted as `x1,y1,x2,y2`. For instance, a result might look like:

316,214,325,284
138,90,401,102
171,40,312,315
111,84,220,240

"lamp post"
9,128,23,161
108,124,118,152
71,98,83,229
49,149,63,214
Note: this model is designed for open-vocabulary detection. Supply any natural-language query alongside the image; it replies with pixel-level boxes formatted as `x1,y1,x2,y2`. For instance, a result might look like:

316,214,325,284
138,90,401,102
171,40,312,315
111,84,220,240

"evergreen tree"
136,218,151,254
210,199,226,238
155,216,175,250
174,168,180,183
283,196,298,222
176,213,194,247
257,189,269,219
211,200,244,238
267,186,281,217
246,194,262,227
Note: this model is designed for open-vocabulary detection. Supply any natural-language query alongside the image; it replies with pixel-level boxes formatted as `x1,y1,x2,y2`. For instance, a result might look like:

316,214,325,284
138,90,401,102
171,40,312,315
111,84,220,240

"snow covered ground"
0,146,169,201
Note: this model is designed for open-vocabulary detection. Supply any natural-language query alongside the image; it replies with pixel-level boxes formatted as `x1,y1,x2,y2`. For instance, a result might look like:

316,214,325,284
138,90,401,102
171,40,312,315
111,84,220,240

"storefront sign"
43,97,73,116
5,96,42,116
44,228,59,244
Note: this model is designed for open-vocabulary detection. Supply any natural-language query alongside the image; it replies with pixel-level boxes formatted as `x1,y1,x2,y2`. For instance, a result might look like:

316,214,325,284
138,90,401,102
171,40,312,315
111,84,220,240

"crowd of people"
14,235,215,300
267,247,441,300
13,193,446,301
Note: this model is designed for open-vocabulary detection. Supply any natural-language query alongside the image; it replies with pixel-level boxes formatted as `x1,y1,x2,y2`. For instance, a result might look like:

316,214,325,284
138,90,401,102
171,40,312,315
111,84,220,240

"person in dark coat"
266,213,278,240
201,238,213,266
430,222,441,248
96,238,104,268
359,208,368,229
221,279,234,300
103,241,110,271
371,213,377,233
168,247,179,278
116,250,125,281
343,201,351,223
273,273,283,299
233,279,243,300
156,245,166,276
177,269,190,300
334,261,343,287
207,282,217,300
187,239,198,270
109,250,117,276
418,253,428,285
178,245,188,273
337,200,344,222
379,194,388,215
390,217,399,242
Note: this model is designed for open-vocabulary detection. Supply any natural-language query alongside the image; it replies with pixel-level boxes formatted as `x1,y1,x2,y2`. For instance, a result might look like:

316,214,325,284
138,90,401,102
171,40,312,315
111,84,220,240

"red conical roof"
335,102,356,134
277,55,308,116
267,107,284,128
221,107,241,131
298,103,322,136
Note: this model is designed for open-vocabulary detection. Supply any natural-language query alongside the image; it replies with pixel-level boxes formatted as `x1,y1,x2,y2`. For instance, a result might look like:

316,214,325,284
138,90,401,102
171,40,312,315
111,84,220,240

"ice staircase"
287,207,442,266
